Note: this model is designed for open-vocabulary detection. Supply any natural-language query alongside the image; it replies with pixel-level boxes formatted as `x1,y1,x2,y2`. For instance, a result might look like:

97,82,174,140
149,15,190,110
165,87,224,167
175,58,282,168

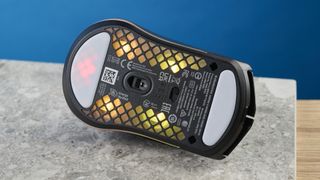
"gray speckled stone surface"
0,60,295,180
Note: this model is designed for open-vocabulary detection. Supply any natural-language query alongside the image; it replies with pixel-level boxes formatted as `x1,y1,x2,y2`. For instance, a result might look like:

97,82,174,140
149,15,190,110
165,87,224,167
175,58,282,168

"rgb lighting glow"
89,95,186,141
106,27,207,74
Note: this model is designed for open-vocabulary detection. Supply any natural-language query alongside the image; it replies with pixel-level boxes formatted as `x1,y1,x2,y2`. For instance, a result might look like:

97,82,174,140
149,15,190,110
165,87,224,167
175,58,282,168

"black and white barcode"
101,67,118,85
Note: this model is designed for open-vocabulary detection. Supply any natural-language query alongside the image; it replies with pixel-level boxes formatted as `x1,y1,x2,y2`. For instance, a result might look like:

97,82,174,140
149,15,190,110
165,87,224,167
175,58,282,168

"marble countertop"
0,60,295,180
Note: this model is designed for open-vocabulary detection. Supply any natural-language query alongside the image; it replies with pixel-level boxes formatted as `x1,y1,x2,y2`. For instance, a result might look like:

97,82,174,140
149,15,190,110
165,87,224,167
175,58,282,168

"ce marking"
120,59,132,70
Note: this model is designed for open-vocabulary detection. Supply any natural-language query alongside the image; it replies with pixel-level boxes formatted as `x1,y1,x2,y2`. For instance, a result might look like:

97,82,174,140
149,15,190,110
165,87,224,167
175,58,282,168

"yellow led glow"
154,125,162,133
134,48,142,56
146,109,155,117
113,42,120,50
167,57,176,66
139,113,147,121
164,50,172,58
165,128,173,136
110,28,207,75
116,30,123,38
143,121,151,129
130,40,138,49
152,47,160,55
177,132,185,140
110,110,118,118
173,126,181,133
156,54,164,62
124,102,132,110
160,62,169,70
127,52,135,60
191,64,199,70
132,117,140,125
138,37,145,44
128,109,136,118
121,114,129,122
149,58,157,67
99,106,107,114
138,55,146,63
114,118,121,124
127,33,134,41
103,114,111,122
113,99,121,107
117,106,125,114
175,53,183,61
146,51,153,59
161,120,169,129
123,44,131,53
157,112,166,121
90,28,204,142
187,56,195,64
92,94,187,141
198,59,207,68
93,111,100,119
106,102,114,111
135,106,143,114
142,43,149,51
116,49,124,57
179,60,187,69
119,37,127,45
96,99,104,107
103,95,110,103
149,117,158,125
171,64,180,73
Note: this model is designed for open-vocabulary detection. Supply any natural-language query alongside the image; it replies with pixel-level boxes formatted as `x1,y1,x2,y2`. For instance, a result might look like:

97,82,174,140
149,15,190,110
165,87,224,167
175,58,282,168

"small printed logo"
160,102,171,114
188,80,196,89
109,88,118,97
143,99,151,108
180,109,187,118
107,55,120,65
101,67,118,85
159,71,170,82
168,114,177,123
181,69,189,78
194,72,202,80
169,76,181,85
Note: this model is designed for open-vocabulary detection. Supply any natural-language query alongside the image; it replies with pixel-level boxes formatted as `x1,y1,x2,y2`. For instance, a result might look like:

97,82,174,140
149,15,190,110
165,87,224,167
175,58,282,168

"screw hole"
210,62,218,71
188,136,196,144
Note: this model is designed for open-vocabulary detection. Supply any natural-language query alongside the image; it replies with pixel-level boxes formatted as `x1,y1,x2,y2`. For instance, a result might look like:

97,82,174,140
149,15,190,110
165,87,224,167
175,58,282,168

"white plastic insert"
202,70,237,146
70,32,110,108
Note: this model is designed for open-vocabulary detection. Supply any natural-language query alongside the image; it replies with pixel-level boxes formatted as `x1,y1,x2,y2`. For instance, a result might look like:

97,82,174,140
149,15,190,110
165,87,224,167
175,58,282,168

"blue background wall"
0,0,319,99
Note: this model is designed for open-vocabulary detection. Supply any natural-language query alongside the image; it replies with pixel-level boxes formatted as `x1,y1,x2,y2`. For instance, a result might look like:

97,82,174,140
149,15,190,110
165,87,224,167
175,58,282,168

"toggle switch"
123,71,152,94
169,87,180,102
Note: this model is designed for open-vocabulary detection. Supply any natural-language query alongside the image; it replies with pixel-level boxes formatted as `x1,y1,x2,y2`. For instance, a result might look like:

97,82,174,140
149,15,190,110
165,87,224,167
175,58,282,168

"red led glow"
74,54,97,85
78,57,96,78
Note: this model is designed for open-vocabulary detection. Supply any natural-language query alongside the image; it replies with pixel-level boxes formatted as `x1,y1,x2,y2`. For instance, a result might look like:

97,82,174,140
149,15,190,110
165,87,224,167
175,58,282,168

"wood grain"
297,100,320,180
